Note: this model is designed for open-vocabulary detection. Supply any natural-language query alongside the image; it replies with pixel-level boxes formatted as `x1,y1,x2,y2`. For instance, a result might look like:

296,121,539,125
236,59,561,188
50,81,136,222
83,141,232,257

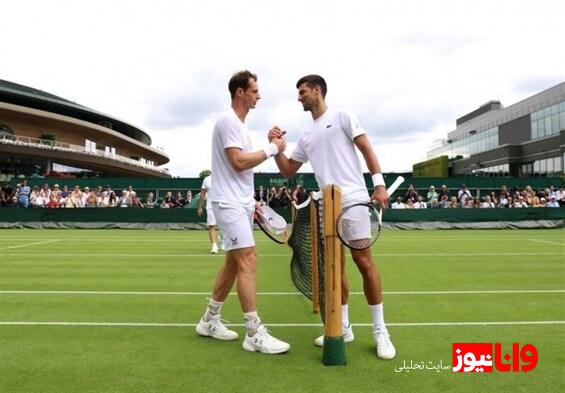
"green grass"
0,228,564,393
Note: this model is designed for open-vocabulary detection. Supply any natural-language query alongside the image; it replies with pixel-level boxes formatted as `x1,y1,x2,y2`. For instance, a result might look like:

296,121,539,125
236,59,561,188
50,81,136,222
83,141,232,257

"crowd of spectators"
390,183,565,209
0,182,194,208
1,181,563,210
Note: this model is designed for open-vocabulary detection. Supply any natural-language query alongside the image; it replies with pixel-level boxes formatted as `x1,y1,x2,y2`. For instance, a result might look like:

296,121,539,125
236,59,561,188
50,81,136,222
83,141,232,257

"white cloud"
2,0,565,177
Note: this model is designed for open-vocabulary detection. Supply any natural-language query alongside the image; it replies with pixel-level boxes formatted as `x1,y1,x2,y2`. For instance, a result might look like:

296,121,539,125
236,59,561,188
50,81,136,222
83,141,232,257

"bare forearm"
274,153,300,178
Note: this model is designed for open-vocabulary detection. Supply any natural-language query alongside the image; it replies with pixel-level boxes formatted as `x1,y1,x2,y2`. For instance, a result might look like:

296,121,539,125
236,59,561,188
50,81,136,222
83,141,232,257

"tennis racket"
255,205,289,244
336,176,405,250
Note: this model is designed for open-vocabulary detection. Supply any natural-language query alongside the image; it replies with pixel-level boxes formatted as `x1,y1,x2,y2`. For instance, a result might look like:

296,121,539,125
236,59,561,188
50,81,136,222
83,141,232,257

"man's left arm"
353,134,389,209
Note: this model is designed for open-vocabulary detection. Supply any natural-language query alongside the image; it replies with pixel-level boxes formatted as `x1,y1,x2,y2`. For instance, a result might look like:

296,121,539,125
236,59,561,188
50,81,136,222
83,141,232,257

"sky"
3,0,565,177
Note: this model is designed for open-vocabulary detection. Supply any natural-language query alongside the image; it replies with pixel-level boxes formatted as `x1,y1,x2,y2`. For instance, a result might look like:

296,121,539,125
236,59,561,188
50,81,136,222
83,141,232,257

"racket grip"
386,176,405,196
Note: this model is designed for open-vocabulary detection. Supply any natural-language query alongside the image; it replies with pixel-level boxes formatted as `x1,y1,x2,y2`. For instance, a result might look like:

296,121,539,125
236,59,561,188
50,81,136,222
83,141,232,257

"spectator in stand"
163,191,176,208
267,187,278,207
175,191,186,207
488,191,499,206
95,186,104,205
17,179,31,207
46,193,61,208
547,195,560,208
449,196,459,208
461,198,474,208
254,185,267,206
498,185,510,202
131,191,144,207
185,190,193,206
277,186,292,209
81,187,91,207
437,184,449,200
413,195,427,209
514,195,528,208
559,187,565,207
268,187,282,208
457,184,472,206
39,183,51,205
292,184,308,205
405,199,414,209
404,184,418,203
52,184,61,201
66,186,83,208
426,185,438,207
1,182,15,207
60,185,70,205
29,186,43,208
144,192,157,208
391,196,405,209
86,190,98,207
506,196,514,208
480,195,495,208
538,197,547,208
108,190,118,207
119,189,131,207
438,194,450,209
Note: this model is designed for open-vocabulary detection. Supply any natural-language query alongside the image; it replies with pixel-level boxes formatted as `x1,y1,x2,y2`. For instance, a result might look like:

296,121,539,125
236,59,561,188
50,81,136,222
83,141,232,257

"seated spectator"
185,190,193,206
460,199,473,208
46,193,61,208
30,186,44,208
119,189,131,207
547,195,560,208
488,191,499,206
391,196,405,209
457,184,472,206
292,185,308,205
413,195,427,209
480,195,495,208
513,195,528,208
66,186,83,208
405,199,414,209
437,184,449,200
404,184,418,203
39,183,51,204
81,186,91,207
130,191,144,207
277,186,292,209
538,197,547,208
426,185,438,207
254,185,267,206
144,192,157,208
449,196,459,208
438,194,450,209
86,191,98,208
498,185,510,202
175,191,186,207
163,191,176,208
1,182,15,207
506,196,514,208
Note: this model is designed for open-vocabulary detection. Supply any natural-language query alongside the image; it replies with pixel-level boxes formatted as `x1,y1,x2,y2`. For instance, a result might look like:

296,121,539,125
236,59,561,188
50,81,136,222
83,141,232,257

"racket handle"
386,176,405,196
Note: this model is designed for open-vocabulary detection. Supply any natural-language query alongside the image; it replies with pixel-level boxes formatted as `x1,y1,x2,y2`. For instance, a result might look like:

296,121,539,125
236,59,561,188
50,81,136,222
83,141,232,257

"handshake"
264,126,287,158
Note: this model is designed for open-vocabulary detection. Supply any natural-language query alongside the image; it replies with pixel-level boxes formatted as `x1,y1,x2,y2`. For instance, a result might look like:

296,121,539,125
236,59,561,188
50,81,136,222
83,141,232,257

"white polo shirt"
208,109,255,206
291,109,369,206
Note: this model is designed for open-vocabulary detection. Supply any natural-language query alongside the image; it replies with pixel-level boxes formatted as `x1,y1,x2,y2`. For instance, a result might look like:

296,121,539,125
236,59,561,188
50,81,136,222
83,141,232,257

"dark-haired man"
269,74,396,359
196,70,289,354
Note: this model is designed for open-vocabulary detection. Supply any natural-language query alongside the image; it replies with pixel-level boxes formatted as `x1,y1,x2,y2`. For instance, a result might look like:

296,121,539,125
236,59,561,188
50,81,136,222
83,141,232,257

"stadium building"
421,81,565,177
0,79,170,180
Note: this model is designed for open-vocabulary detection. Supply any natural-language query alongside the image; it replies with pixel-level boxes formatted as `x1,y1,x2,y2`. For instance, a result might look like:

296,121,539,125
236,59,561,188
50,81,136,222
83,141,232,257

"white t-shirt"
291,109,369,206
208,109,255,206
201,175,213,209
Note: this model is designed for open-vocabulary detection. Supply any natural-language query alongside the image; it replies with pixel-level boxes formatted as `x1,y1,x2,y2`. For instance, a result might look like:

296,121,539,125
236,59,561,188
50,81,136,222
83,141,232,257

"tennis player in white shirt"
195,70,290,355
269,74,396,359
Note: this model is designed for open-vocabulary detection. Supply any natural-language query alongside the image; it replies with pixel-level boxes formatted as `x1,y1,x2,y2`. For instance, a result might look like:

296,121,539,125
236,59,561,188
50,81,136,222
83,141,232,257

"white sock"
204,299,223,321
369,303,386,331
341,304,350,329
243,311,261,336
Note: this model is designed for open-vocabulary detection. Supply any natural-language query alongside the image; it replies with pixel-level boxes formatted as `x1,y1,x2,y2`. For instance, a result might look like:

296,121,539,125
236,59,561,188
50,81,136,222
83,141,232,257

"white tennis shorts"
340,204,372,242
206,206,216,226
212,202,255,251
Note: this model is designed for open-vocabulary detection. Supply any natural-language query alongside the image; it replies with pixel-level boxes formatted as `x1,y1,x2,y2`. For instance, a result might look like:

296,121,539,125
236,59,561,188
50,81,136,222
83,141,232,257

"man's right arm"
197,189,206,215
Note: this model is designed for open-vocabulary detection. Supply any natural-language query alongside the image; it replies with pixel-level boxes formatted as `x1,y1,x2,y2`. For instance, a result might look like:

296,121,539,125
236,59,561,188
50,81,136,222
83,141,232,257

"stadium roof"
0,79,152,145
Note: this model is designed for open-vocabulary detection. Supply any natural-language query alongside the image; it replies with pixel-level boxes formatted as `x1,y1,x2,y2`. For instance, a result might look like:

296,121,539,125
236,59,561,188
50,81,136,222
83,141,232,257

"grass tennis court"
0,228,564,392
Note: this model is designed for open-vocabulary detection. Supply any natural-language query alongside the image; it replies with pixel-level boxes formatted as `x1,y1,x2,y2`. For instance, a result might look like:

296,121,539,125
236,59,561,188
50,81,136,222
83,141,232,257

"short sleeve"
218,116,244,150
290,134,309,164
340,111,366,140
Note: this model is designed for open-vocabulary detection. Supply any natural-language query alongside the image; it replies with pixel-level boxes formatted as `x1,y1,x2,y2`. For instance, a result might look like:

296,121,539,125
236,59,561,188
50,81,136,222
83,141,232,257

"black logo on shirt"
326,124,332,128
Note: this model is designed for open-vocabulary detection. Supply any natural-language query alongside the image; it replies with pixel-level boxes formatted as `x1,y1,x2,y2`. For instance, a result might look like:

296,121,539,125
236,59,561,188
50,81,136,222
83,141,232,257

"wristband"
262,143,279,159
372,173,385,188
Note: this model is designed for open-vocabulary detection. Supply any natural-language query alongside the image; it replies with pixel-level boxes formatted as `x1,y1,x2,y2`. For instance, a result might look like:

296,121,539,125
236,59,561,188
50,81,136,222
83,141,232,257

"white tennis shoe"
374,327,396,359
314,324,354,347
242,325,290,354
196,315,238,341
210,244,219,254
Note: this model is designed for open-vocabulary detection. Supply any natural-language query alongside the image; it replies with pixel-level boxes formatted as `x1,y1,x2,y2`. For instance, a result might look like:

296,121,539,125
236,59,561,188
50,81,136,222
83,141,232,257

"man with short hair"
196,70,289,354
269,74,396,359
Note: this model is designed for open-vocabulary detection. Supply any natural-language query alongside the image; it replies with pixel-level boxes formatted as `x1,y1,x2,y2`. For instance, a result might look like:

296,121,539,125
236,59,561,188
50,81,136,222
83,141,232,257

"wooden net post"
322,185,346,366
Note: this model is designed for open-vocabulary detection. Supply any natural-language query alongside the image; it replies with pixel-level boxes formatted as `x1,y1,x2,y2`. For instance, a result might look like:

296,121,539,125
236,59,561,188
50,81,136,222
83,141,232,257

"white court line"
1,252,564,258
1,289,564,296
0,320,563,328
0,239,60,251
528,239,565,246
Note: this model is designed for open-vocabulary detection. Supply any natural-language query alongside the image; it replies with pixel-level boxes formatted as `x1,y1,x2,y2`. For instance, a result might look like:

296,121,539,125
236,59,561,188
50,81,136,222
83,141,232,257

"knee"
238,250,257,275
